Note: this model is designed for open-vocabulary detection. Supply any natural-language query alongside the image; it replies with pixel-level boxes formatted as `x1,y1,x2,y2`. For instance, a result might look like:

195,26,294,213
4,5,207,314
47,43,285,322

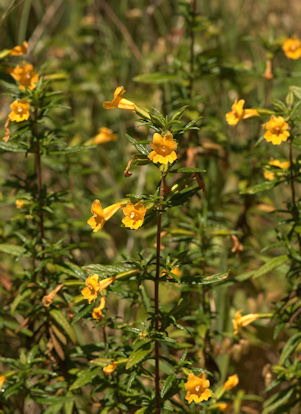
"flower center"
130,212,136,219
271,127,282,135
195,385,201,392
17,107,23,113
26,72,31,79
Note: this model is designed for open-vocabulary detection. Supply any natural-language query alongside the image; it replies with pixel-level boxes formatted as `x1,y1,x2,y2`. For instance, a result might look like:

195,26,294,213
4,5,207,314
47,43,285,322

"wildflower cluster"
1,3,301,414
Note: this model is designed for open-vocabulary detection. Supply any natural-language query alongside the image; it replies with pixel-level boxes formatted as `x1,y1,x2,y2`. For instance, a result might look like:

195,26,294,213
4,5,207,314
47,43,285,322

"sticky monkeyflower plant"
2,3,301,413
70,86,240,413
228,85,301,412
0,45,99,412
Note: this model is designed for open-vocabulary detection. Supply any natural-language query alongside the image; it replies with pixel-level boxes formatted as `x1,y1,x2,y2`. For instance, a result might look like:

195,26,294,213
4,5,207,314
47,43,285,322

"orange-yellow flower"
263,116,290,145
16,199,26,209
161,267,182,279
218,402,231,412
0,375,6,388
282,38,301,60
185,372,212,404
263,159,290,181
122,202,146,229
103,86,136,110
233,310,261,335
225,99,258,126
87,199,123,232
8,99,30,122
9,41,28,56
93,127,117,144
224,374,239,390
81,274,101,303
148,132,178,165
8,62,39,90
98,277,115,292
92,296,106,320
103,361,117,375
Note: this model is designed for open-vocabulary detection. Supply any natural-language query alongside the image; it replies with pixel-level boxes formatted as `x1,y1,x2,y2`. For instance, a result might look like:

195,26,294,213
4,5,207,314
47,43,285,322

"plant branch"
289,137,301,252
154,174,165,413
188,0,197,98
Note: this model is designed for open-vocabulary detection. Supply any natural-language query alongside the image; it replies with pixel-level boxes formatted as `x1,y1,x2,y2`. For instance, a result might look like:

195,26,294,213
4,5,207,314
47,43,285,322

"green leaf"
263,387,294,414
49,145,94,155
64,399,74,414
0,243,26,256
0,49,10,59
0,142,27,153
34,396,74,405
133,72,181,84
181,272,229,285
169,184,200,206
170,168,206,173
290,85,301,100
161,374,176,398
171,106,188,121
10,290,32,314
126,341,153,369
126,134,149,156
250,255,288,279
279,332,301,365
44,404,63,414
50,310,76,343
83,263,133,277
69,368,100,391
240,180,279,194
134,408,147,414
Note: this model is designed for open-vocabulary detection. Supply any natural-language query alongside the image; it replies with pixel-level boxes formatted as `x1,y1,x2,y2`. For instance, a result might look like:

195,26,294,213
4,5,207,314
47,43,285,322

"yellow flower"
185,373,212,404
161,267,182,279
263,159,290,181
93,127,117,144
8,99,30,122
103,86,136,110
16,199,26,209
87,199,123,232
148,132,178,165
282,38,301,60
9,41,28,56
103,361,117,375
92,296,106,320
8,62,39,90
0,375,6,388
81,274,101,303
98,277,115,292
218,402,231,412
81,275,114,303
263,116,290,145
224,374,239,390
233,310,261,335
122,202,146,229
225,99,258,126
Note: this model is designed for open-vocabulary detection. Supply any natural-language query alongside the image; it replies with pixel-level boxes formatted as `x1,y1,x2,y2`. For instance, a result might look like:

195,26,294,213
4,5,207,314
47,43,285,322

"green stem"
35,137,45,242
289,137,301,252
32,108,45,280
188,0,197,98
154,175,165,413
